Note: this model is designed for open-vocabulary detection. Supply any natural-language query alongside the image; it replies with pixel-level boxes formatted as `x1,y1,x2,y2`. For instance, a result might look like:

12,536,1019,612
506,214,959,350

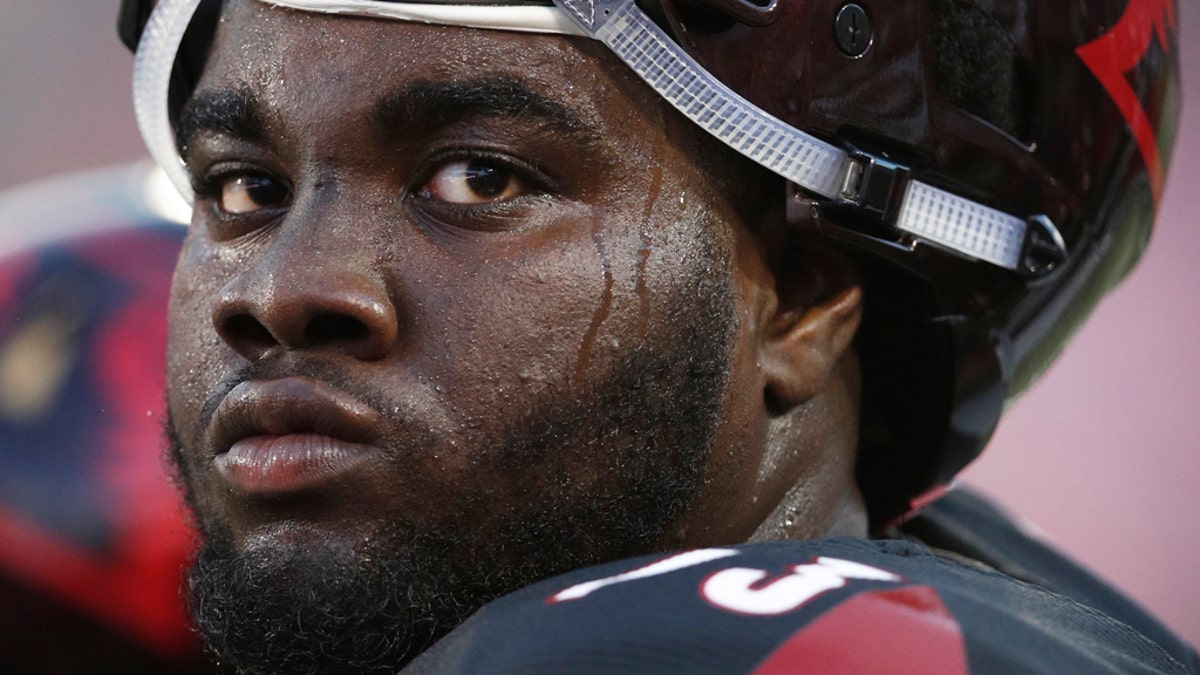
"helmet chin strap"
134,0,1064,275
550,0,1054,274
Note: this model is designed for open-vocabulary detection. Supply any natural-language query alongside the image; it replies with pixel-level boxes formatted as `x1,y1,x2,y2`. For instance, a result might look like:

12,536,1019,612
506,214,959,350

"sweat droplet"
575,219,614,382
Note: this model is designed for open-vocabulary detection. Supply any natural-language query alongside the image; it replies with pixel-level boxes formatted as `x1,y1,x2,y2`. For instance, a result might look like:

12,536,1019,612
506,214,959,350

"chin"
185,522,479,674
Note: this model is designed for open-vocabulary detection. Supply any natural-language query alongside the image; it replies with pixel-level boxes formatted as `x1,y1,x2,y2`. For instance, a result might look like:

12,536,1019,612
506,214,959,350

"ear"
757,239,863,413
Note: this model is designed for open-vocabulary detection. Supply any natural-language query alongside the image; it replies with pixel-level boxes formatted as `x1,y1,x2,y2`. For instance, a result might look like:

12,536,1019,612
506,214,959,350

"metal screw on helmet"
835,3,871,57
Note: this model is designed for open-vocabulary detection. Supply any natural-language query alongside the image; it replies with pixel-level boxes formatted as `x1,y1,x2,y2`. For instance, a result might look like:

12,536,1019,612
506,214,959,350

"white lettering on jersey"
701,557,901,616
550,548,741,603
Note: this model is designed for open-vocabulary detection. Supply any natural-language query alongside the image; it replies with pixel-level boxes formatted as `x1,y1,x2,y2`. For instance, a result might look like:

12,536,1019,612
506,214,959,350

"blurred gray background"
2,0,1197,647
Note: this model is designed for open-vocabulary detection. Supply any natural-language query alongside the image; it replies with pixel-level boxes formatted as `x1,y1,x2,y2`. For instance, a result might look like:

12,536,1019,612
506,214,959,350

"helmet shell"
116,0,1181,526
654,0,1180,523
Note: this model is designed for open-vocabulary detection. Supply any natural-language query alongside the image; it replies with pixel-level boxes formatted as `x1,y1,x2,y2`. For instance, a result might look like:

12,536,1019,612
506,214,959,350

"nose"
212,229,399,362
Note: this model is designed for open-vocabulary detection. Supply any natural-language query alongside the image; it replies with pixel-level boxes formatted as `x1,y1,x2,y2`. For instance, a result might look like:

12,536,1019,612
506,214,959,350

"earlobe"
759,244,863,413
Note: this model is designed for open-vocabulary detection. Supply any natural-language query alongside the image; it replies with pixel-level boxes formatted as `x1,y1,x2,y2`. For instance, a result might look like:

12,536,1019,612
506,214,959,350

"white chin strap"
134,0,1050,274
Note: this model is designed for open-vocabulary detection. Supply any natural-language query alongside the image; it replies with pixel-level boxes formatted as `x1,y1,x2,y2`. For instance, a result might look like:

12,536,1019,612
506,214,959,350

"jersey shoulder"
406,535,1193,674
903,486,1199,671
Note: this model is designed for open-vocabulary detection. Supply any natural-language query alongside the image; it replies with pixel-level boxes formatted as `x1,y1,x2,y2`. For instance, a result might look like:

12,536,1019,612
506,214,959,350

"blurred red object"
0,164,209,673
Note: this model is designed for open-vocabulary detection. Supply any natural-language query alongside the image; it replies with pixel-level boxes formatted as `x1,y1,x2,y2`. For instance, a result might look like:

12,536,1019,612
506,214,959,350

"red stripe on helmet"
1076,0,1177,205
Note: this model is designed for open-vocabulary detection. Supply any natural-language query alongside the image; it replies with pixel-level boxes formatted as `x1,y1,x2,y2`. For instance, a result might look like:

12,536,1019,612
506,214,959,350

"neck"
748,352,868,542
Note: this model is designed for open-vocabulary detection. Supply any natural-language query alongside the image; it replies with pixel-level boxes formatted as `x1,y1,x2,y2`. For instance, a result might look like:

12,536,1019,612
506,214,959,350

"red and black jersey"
407,490,1198,674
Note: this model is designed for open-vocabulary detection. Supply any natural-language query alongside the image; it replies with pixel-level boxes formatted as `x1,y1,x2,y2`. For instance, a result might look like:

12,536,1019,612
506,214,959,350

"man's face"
166,1,778,671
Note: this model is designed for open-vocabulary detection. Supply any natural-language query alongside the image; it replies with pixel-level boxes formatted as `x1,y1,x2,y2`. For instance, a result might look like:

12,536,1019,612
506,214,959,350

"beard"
166,262,737,674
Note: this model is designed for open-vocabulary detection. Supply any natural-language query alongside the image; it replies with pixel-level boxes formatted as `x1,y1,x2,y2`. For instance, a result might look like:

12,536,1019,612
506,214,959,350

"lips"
209,377,385,495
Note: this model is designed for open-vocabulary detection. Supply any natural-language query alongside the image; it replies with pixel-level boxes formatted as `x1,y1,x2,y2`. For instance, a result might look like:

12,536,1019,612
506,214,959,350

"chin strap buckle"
837,146,910,222
833,146,1066,277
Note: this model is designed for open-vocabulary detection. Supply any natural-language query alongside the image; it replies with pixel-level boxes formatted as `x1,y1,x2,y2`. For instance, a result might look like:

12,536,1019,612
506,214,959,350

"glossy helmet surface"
118,0,1181,527
645,0,1181,524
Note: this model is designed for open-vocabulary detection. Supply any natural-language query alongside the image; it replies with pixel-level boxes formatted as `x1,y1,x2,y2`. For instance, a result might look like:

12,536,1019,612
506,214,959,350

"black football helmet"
118,0,1181,527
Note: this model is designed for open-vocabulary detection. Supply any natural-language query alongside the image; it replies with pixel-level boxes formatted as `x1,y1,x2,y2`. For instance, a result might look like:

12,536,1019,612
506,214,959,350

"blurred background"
0,0,1196,660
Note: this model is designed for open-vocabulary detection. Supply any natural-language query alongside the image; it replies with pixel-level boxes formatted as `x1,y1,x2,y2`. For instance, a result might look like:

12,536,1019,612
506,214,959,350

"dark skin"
167,1,867,670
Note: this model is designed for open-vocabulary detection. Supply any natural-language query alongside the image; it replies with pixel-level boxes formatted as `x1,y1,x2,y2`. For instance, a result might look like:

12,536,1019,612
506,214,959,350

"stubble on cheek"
164,255,734,556
161,283,738,672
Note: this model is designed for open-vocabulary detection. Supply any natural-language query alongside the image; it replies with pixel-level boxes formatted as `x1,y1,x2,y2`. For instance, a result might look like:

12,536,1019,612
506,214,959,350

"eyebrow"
370,76,592,144
176,86,268,159
175,75,596,159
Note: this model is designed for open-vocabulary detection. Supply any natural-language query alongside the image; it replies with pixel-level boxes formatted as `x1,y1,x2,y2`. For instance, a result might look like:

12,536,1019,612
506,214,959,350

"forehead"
199,1,645,132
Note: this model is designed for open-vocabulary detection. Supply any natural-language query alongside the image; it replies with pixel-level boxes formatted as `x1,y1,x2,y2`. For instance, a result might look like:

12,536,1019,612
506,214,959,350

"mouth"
209,377,385,495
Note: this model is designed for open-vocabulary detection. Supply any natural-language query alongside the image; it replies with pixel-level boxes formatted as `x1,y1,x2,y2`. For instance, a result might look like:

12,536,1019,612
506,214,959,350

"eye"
418,158,527,205
217,174,290,214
